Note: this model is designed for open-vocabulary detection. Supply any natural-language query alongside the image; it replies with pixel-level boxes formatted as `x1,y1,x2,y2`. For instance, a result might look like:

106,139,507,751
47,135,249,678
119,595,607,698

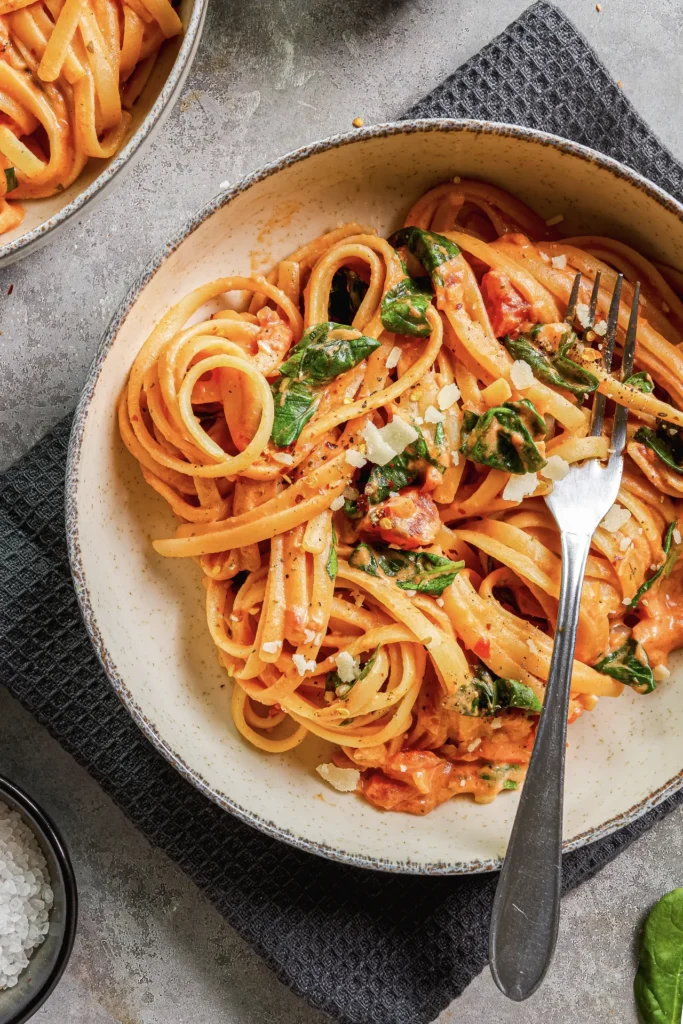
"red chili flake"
7,284,13,295
473,638,491,659
268,704,282,717
295,494,303,504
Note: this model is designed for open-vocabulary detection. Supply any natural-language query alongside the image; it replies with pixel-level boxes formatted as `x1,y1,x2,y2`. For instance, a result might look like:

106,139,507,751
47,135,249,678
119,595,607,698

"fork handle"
489,530,592,1001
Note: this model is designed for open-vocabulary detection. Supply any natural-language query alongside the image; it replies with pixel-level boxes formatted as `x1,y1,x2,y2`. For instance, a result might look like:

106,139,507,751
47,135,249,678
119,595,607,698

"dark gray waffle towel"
2,4,683,1023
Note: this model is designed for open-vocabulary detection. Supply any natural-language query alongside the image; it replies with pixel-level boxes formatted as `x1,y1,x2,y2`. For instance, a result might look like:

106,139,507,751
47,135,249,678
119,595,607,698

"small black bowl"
0,775,77,1024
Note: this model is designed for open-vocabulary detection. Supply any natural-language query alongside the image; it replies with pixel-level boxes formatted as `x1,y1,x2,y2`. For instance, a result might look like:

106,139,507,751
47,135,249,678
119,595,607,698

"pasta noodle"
0,0,181,233
118,180,683,815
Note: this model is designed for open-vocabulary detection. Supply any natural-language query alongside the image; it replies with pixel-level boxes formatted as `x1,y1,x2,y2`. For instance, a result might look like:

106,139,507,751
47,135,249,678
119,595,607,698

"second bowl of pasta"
0,0,206,267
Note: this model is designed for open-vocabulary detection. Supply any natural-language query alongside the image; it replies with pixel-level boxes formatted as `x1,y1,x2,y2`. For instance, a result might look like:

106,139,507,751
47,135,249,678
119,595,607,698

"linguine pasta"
0,0,182,234
119,180,683,815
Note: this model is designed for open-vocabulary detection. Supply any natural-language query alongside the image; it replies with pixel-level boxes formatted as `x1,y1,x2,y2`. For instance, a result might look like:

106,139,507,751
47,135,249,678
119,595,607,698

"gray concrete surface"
1,0,682,1021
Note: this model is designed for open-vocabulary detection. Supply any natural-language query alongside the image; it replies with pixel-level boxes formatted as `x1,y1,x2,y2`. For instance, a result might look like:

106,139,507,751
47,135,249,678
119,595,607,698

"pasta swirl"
119,180,683,815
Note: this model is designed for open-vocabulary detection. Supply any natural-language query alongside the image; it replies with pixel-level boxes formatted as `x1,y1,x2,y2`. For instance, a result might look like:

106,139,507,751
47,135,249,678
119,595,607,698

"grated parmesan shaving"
502,472,538,503
345,448,367,469
385,346,402,370
654,665,671,681
292,653,317,676
437,383,461,410
593,320,607,336
551,254,567,270
424,405,445,423
510,359,535,390
261,640,281,655
330,495,345,511
316,763,360,793
540,455,570,482
575,303,591,329
334,650,360,683
272,452,294,465
601,505,631,533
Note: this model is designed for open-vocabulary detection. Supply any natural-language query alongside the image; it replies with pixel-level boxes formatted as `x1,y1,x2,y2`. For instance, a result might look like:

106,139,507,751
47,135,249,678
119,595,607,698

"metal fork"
489,271,640,1000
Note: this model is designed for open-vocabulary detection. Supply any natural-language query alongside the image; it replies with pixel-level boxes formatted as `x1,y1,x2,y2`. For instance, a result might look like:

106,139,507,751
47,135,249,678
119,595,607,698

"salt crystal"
0,802,53,990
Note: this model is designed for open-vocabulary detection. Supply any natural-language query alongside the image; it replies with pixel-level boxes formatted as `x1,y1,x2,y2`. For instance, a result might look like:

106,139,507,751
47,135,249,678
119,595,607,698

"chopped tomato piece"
473,638,491,659
481,270,531,337
358,487,441,549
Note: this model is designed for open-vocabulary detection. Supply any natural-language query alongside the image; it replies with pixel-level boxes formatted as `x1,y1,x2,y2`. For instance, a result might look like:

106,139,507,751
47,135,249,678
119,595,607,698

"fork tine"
565,272,582,323
591,273,624,438
608,281,640,461
587,272,601,327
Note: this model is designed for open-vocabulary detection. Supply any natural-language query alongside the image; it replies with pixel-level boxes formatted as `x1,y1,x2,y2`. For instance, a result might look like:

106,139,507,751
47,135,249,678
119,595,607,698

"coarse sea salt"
0,801,53,990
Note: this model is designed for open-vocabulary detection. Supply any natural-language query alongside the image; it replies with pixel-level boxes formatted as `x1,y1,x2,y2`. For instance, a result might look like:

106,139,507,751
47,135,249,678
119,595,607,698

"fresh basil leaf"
270,377,318,447
635,425,683,476
349,542,464,595
328,268,369,324
387,227,461,286
628,521,681,609
594,637,655,694
348,541,381,576
343,498,362,519
380,277,431,337
634,888,683,1024
460,399,547,474
326,645,381,698
364,427,443,504
4,167,17,194
451,663,543,716
625,371,654,393
326,522,338,581
279,321,380,384
504,331,599,397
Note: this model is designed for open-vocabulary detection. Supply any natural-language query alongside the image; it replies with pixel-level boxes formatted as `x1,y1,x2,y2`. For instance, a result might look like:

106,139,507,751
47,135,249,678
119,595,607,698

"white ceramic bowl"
0,0,207,269
66,120,683,874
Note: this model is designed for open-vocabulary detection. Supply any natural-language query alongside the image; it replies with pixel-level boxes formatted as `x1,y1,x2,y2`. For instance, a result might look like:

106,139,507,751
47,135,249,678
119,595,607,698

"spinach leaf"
594,637,655,694
328,268,368,324
4,167,17,194
326,522,338,582
343,498,363,519
325,645,380,698
387,227,461,286
380,277,431,337
279,321,380,384
634,425,683,476
451,662,543,716
364,427,443,504
270,377,318,447
349,542,464,595
634,888,683,1024
434,421,445,449
627,521,681,609
625,371,654,393
504,330,599,397
460,399,547,474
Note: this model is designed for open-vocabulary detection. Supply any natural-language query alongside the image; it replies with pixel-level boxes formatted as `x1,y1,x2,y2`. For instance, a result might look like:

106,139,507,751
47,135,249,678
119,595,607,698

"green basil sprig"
364,427,443,505
326,522,338,582
594,637,655,694
325,645,380,699
387,227,461,286
270,378,318,447
380,277,432,337
451,662,543,716
328,268,368,324
627,521,681,610
460,399,547,474
624,371,654,393
634,888,683,1024
634,424,683,476
271,322,380,446
503,330,599,397
4,167,18,194
349,542,464,595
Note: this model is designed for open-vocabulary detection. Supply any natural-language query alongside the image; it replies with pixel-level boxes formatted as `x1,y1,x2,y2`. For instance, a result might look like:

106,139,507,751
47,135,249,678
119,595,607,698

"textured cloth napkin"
3,4,683,1023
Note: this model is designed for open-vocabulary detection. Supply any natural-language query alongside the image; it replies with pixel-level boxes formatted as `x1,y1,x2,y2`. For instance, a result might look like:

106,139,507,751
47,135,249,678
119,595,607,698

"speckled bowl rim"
66,118,683,875
0,0,207,268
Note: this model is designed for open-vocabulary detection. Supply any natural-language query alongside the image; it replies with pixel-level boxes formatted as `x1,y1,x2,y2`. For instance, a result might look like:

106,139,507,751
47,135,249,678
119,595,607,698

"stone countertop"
1,1,682,1021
